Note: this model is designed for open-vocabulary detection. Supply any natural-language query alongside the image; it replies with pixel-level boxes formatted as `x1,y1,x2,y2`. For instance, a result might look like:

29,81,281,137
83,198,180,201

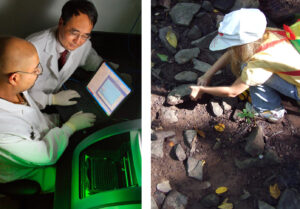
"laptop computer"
86,62,131,116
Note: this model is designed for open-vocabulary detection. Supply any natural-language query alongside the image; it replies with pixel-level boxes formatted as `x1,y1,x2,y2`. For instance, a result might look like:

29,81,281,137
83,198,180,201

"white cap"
209,8,267,51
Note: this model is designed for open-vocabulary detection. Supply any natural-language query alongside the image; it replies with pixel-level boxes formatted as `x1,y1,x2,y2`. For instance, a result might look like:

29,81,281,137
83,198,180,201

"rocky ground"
151,0,300,209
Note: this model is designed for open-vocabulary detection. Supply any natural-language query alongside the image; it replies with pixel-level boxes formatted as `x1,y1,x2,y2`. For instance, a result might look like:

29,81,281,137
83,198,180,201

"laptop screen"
86,62,131,116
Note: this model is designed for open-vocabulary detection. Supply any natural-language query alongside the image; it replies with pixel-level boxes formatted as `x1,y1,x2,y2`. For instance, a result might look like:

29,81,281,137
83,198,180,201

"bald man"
0,36,96,192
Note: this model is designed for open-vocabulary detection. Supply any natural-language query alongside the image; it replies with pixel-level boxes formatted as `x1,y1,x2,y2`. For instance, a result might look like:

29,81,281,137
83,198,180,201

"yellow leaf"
269,183,281,199
151,62,155,68
166,30,177,48
196,129,206,138
218,202,233,209
213,9,219,13
216,186,228,194
201,160,206,166
214,123,225,132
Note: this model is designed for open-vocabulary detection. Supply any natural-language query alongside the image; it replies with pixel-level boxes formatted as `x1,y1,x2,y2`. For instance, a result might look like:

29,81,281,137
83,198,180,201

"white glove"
64,111,96,132
52,90,80,106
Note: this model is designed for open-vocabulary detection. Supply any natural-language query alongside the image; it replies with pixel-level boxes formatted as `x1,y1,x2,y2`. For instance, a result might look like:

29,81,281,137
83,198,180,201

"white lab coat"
0,91,74,192
27,27,102,109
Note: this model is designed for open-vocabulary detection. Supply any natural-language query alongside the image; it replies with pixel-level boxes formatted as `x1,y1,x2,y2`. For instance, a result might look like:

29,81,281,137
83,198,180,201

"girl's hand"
190,86,203,101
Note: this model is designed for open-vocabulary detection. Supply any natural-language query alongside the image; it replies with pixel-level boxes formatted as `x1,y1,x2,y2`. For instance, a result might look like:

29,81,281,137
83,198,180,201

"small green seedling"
238,109,255,123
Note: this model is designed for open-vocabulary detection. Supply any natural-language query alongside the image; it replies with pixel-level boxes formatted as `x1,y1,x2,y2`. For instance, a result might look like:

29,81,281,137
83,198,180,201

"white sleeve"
0,124,74,167
81,47,103,72
28,88,53,109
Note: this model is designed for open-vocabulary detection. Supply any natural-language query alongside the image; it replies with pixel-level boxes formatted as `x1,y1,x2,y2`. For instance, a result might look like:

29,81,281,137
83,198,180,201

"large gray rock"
187,157,204,181
157,180,172,193
183,129,197,148
167,84,193,105
277,189,300,209
258,200,275,209
169,3,201,26
244,126,265,157
162,190,188,209
200,193,220,207
159,26,177,54
174,71,198,82
191,31,218,49
202,1,214,12
175,48,200,64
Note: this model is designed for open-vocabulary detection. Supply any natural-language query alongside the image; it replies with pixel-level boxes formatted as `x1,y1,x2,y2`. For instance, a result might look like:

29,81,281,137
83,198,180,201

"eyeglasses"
69,29,91,41
11,63,43,76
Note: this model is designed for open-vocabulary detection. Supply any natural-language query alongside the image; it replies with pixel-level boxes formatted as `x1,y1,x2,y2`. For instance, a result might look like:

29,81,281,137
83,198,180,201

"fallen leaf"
216,137,221,142
216,186,228,194
201,160,206,166
214,123,225,132
218,198,233,209
166,30,177,48
190,135,198,154
168,141,175,147
151,62,155,68
156,53,168,62
213,9,219,13
196,129,206,138
269,183,280,199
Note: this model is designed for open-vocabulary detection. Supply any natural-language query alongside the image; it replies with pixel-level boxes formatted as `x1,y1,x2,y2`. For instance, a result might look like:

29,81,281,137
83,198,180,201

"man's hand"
190,86,203,101
64,111,96,132
52,90,80,106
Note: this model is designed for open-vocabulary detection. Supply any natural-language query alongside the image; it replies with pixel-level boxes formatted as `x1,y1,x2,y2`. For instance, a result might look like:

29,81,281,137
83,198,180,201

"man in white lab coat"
0,36,96,192
27,0,107,109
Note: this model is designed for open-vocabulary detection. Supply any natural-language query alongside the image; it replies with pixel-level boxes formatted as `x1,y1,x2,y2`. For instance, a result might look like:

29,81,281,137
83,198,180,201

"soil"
151,1,300,208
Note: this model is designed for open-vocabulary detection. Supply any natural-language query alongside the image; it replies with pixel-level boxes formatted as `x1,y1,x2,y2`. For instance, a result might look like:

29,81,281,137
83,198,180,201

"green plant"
238,108,255,123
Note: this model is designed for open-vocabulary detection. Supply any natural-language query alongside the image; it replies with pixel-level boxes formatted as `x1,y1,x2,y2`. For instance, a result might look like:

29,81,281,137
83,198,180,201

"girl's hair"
229,32,269,77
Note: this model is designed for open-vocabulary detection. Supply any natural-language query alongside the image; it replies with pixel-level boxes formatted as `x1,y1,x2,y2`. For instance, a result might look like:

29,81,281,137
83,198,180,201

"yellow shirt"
241,28,300,97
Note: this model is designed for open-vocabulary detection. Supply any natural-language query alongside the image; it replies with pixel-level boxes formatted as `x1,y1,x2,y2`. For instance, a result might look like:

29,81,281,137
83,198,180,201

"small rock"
159,26,177,54
193,59,221,74
216,15,224,28
152,68,161,80
174,71,198,82
233,109,243,121
222,100,232,111
183,129,197,148
153,191,166,208
174,144,187,161
200,193,220,207
155,130,176,140
213,0,235,12
235,157,258,169
187,25,202,40
202,1,214,12
162,190,188,209
160,108,178,123
231,0,259,11
199,181,211,190
277,188,300,209
258,200,275,209
244,126,265,157
157,180,172,193
152,137,165,158
167,84,193,105
175,48,200,64
240,189,251,200
187,157,204,181
213,141,222,150
210,101,223,117
169,3,201,26
151,196,159,209
151,24,158,33
191,31,218,49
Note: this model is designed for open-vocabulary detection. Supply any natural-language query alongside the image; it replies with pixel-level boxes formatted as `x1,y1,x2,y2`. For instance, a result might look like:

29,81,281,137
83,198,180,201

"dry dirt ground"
151,1,300,208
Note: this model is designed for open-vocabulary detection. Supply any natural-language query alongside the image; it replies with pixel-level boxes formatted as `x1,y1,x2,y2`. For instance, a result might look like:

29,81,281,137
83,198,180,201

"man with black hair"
27,0,113,109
